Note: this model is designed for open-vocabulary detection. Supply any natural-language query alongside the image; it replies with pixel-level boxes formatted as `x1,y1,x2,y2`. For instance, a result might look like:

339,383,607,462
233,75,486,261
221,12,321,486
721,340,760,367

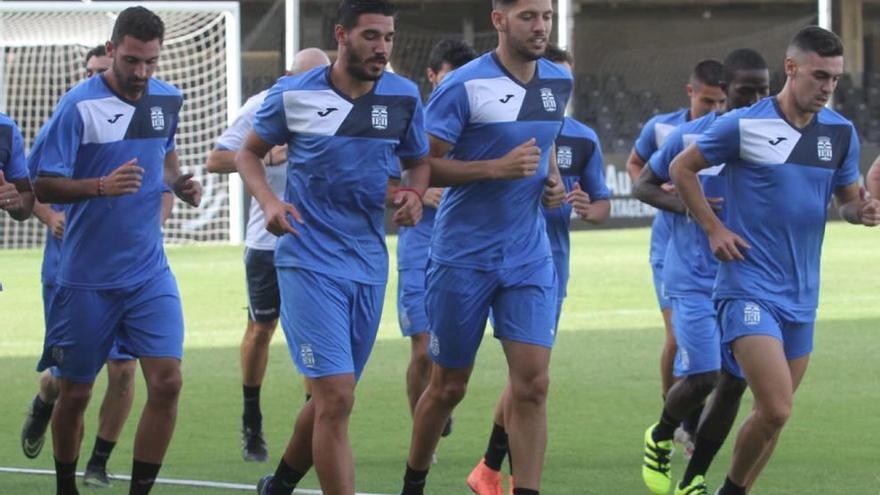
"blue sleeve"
425,80,470,145
581,138,610,201
835,126,861,188
27,125,48,180
695,113,740,167
36,99,83,178
396,96,429,160
253,83,290,146
648,129,684,182
165,96,182,153
0,123,29,181
633,117,658,161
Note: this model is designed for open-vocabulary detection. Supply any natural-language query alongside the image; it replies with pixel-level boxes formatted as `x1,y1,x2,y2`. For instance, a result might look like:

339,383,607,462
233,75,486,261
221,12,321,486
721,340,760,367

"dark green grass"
0,225,878,494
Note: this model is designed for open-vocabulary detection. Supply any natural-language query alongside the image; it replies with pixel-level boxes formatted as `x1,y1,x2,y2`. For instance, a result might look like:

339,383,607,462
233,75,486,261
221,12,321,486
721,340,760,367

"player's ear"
490,9,506,31
104,40,114,58
784,57,797,78
685,83,694,98
426,68,436,86
334,24,347,45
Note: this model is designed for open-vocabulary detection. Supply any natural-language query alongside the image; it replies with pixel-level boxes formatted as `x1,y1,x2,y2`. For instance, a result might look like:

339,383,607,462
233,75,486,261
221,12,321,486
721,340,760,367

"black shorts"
244,248,280,322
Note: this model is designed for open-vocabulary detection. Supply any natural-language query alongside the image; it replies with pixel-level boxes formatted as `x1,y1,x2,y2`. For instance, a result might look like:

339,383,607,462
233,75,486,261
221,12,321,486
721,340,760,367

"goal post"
0,1,243,248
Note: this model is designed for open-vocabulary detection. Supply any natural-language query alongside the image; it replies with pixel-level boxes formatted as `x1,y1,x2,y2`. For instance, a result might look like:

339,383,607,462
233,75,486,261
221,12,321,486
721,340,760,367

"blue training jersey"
26,126,65,285
396,205,436,271
0,113,28,183
35,75,182,289
546,117,610,298
253,66,429,285
426,52,572,270
649,112,726,296
695,97,860,320
635,108,690,266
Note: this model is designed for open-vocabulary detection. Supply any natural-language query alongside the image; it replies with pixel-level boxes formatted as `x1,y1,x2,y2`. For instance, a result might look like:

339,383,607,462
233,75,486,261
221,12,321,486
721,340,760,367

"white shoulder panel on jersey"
699,163,726,176
77,97,135,145
655,122,677,148
738,118,801,165
464,77,526,124
682,133,701,148
283,89,353,136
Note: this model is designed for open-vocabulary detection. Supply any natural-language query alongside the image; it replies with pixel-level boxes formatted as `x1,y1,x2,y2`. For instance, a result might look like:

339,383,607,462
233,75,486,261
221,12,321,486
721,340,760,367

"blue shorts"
425,258,557,369
671,295,720,377
245,248,280,322
651,262,672,311
650,213,672,311
278,267,384,380
397,268,429,337
716,299,815,379
38,269,183,383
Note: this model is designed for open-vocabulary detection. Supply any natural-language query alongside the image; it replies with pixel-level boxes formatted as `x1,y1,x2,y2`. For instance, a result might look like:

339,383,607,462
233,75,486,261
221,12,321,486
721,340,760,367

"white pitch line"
0,467,396,495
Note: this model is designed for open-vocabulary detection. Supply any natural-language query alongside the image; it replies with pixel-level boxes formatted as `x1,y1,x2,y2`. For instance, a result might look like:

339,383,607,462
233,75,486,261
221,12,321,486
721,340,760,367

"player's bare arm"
32,200,64,239
867,154,880,199
427,135,541,186
0,171,34,220
393,156,430,227
835,181,880,227
207,145,287,174
542,144,565,209
34,159,143,203
566,183,610,224
164,150,202,207
671,143,750,261
236,130,302,236
633,163,687,214
625,148,647,183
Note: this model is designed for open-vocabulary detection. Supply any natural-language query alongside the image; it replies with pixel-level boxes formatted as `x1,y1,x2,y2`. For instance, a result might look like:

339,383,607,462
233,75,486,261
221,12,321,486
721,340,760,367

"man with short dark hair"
400,1,571,494
671,26,880,495
236,1,430,494
633,48,771,495
33,7,201,494
625,59,726,425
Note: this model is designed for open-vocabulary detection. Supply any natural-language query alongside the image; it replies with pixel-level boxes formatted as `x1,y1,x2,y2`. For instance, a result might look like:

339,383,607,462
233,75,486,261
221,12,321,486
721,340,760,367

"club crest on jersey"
371,105,388,130
744,302,761,326
557,146,573,169
150,106,165,131
540,88,557,112
817,136,832,162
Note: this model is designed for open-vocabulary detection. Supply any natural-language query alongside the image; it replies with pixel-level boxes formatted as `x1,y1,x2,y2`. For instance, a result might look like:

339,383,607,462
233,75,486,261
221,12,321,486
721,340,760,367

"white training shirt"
216,90,288,251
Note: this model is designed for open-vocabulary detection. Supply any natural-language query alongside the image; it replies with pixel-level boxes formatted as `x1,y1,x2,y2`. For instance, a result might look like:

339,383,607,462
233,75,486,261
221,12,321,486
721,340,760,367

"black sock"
483,423,508,471
680,435,724,487
243,385,262,429
54,457,78,495
129,459,161,495
87,436,116,469
268,458,306,495
401,464,428,495
513,489,539,495
33,395,55,420
718,476,746,495
682,403,704,436
507,446,514,475
652,409,680,443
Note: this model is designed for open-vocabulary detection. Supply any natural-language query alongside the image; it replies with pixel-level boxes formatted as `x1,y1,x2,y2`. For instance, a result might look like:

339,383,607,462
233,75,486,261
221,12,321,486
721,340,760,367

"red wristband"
97,176,106,196
395,187,422,200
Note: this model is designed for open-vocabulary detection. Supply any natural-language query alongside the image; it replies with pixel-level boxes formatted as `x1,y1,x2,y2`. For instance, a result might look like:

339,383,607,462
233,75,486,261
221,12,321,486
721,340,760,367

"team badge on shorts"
371,105,388,130
540,88,557,112
817,136,832,162
743,302,761,326
300,344,316,368
150,106,165,131
428,332,440,357
557,146,572,169
51,346,64,366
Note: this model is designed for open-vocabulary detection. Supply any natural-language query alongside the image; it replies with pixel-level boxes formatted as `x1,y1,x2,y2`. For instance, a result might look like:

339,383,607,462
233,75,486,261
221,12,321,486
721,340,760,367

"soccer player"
396,38,476,443
625,59,726,406
399,2,571,494
467,43,611,495
0,113,33,221
33,8,202,495
236,1,429,494
20,44,175,488
671,27,880,495
633,48,770,495
206,47,330,463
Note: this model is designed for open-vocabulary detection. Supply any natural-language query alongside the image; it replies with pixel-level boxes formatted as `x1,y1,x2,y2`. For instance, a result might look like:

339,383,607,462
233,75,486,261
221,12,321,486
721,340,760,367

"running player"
400,2,571,494
20,44,176,488
236,2,429,494
671,26,880,495
206,47,330,463
467,43,611,495
0,112,33,220
625,60,726,409
396,38,476,443
633,48,770,495
33,8,201,494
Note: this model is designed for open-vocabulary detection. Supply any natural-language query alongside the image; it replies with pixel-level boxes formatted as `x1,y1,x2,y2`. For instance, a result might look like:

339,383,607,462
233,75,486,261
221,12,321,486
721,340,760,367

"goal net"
0,2,242,249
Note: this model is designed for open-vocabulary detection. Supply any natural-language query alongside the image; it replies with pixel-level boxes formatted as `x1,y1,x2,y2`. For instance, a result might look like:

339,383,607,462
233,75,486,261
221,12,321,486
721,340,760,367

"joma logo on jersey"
744,302,761,326
540,88,557,112
817,136,832,162
300,344,316,368
557,146,573,169
371,105,388,130
150,106,165,131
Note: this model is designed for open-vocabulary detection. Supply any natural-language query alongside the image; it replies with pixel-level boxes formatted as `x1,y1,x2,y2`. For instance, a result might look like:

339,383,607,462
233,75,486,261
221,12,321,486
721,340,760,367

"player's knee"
250,320,277,345
59,384,92,410
510,372,550,406
686,371,718,397
409,344,431,370
39,371,60,401
146,373,182,406
107,362,136,396
757,401,792,431
716,373,747,401
429,379,467,407
315,389,355,422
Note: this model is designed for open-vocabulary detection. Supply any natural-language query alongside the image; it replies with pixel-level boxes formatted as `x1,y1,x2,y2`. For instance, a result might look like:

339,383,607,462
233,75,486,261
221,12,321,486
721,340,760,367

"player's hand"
102,159,144,196
263,198,303,236
392,189,423,227
707,224,751,261
661,182,677,195
49,210,65,239
858,187,880,226
491,138,541,180
173,173,202,207
706,197,724,215
565,182,592,218
422,187,443,209
542,175,565,209
0,171,23,211
264,145,288,167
